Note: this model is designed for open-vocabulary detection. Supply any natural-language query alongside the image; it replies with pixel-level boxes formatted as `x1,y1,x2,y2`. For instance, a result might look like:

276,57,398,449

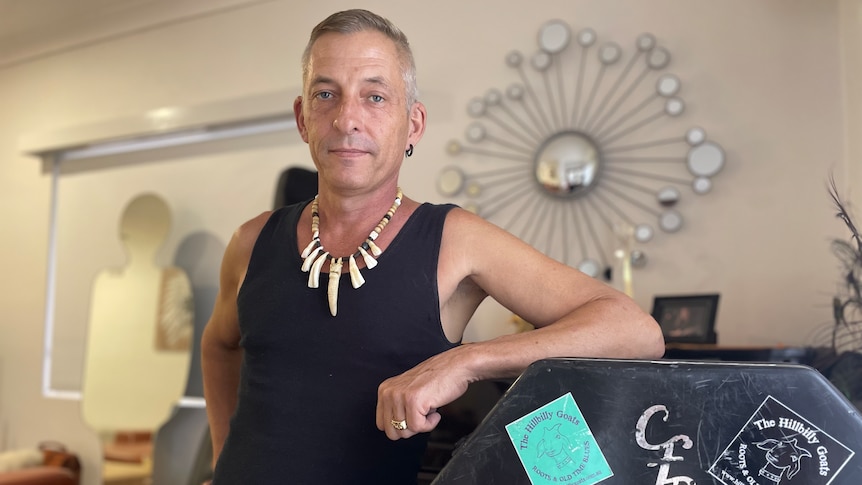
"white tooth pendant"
358,246,378,269
348,254,365,289
300,238,318,259
367,239,382,257
301,245,323,272
328,257,343,316
308,252,329,288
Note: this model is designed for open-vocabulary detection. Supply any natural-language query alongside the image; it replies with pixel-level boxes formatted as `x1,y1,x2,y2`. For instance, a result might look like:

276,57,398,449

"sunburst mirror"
441,19,725,280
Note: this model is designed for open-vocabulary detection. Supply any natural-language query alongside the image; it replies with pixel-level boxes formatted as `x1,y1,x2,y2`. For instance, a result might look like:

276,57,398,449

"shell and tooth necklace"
300,188,403,316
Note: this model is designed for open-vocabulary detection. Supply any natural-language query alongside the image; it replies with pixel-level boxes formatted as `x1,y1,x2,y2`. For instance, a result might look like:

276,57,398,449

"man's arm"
201,213,269,466
376,208,665,439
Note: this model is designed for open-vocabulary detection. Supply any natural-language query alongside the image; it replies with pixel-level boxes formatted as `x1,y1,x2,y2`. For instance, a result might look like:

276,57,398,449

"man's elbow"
600,296,665,359
637,317,666,359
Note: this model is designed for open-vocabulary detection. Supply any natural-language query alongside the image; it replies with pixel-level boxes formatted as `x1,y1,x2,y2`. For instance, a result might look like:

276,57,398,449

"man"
202,9,664,484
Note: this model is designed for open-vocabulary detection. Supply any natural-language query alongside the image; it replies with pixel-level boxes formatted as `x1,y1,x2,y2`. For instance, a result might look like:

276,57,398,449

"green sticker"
505,392,613,485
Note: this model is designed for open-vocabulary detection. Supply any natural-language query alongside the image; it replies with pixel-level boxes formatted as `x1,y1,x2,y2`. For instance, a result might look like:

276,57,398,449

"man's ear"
406,101,427,148
294,96,309,143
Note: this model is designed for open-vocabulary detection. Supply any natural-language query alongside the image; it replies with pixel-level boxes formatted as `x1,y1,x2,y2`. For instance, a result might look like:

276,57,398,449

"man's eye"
370,95,384,103
317,92,332,100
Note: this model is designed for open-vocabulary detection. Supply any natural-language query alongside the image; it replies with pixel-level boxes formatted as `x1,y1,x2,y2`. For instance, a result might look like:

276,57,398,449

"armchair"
0,444,80,485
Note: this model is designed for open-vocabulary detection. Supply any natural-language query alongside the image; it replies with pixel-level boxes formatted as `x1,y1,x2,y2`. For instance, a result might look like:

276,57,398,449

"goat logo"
755,438,811,483
708,396,853,485
537,423,574,469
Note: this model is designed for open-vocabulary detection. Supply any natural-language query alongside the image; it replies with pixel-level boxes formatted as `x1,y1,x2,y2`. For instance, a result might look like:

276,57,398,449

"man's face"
295,30,425,194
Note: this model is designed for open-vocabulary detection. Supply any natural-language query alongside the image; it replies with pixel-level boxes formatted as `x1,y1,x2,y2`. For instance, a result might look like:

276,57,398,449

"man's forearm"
461,296,664,381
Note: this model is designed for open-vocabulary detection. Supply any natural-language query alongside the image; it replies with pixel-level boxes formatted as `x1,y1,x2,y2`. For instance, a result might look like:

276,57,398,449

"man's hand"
375,348,472,440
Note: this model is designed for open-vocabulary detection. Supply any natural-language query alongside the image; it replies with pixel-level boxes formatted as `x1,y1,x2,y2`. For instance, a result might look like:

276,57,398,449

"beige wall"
0,1,859,483
843,0,862,208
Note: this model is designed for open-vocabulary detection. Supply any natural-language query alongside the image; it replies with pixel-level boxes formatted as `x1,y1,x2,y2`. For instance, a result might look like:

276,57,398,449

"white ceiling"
0,0,152,41
0,0,268,69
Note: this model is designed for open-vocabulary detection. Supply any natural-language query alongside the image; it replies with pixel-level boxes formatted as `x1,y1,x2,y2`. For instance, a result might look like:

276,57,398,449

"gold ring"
391,419,408,431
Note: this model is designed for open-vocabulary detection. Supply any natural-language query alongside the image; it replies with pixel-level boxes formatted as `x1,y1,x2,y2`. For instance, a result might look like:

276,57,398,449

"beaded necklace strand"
300,188,403,316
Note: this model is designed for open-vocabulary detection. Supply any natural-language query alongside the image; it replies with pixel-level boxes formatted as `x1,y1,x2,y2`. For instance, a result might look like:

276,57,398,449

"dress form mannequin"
81,193,193,479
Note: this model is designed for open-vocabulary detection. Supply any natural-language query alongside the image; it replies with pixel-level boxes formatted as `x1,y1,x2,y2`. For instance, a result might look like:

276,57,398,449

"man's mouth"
329,147,372,158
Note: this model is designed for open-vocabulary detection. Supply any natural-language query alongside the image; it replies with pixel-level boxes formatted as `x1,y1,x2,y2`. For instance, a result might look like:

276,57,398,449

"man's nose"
333,99,363,133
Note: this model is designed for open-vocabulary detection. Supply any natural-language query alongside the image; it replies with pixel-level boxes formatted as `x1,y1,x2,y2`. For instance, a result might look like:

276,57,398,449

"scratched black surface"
431,358,862,484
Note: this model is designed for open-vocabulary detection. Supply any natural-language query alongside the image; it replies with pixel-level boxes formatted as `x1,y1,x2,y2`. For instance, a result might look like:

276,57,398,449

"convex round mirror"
534,131,601,197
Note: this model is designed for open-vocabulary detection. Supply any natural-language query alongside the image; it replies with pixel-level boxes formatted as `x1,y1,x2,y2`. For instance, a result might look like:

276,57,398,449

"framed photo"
651,294,720,344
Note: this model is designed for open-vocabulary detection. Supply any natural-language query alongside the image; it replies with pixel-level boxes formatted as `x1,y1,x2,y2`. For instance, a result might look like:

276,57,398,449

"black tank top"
213,201,460,484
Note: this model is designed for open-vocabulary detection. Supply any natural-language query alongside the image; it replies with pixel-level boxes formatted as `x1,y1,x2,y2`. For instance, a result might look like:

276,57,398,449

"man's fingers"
376,382,443,440
384,408,439,440
416,410,441,432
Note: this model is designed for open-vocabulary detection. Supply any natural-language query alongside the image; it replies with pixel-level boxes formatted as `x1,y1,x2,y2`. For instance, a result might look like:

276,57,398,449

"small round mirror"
665,98,685,116
506,51,523,67
599,43,621,64
577,28,596,47
485,89,503,105
446,140,462,155
631,250,648,268
659,210,683,232
507,84,525,100
647,47,671,69
634,224,654,243
657,186,680,207
656,74,680,97
636,33,656,51
437,167,465,196
467,97,486,117
693,176,712,194
532,51,552,71
686,127,706,146
539,20,571,54
578,259,601,278
466,122,486,143
687,141,725,177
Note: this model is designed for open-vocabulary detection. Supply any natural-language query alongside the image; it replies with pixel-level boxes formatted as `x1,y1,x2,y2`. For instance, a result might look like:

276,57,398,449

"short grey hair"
301,9,419,109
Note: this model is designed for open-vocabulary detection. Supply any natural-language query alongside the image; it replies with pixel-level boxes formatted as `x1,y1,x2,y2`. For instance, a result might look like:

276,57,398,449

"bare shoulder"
442,206,498,235
438,206,541,292
223,210,275,275
234,211,274,252
442,206,536,255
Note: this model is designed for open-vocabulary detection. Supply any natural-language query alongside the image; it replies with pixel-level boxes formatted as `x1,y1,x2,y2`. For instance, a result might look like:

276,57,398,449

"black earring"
406,144,414,157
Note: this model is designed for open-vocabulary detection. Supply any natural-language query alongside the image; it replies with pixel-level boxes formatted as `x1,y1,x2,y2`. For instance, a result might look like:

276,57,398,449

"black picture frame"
651,294,720,344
